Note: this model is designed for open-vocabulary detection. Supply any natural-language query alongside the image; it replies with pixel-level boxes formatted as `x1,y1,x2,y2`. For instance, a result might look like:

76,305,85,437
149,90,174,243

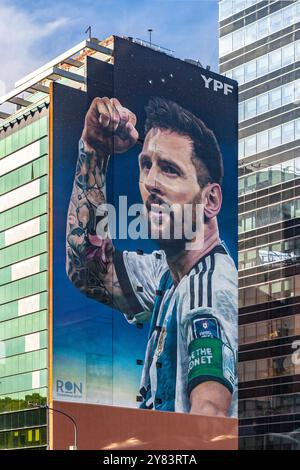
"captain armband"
187,316,235,396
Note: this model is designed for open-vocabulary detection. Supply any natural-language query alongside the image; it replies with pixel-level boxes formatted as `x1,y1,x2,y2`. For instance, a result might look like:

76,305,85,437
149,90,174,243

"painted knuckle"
91,97,103,108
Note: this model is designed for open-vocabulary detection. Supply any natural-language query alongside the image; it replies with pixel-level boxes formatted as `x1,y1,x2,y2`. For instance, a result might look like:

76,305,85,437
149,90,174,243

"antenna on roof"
85,26,92,40
148,29,153,47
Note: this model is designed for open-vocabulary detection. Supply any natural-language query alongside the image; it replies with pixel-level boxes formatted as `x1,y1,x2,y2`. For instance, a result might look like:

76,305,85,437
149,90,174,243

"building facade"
0,38,114,449
1,34,236,451
0,31,241,450
219,0,300,449
0,107,49,449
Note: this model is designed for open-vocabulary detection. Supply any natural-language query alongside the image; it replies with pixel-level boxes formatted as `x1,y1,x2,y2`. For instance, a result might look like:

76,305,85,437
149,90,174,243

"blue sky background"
0,0,219,96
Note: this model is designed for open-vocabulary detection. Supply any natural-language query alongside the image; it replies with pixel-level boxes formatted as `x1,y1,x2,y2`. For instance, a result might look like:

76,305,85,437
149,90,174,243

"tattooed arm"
66,97,139,311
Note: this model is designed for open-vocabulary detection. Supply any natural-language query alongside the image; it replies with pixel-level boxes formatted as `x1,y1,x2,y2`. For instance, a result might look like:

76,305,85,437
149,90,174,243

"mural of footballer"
66,96,237,417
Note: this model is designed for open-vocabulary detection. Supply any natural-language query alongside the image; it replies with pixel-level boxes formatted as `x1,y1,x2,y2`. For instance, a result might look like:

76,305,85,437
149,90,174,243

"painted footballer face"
139,128,204,248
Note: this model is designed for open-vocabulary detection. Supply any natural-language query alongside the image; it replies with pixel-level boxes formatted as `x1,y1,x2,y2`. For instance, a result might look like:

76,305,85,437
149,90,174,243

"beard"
145,193,202,255
154,236,187,257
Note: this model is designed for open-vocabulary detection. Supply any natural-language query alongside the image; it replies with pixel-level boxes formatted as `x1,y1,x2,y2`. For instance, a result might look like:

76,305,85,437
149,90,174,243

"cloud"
0,0,219,100
0,2,68,96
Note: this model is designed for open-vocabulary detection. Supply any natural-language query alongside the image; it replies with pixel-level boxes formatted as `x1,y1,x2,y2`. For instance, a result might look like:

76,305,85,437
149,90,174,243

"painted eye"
142,160,152,170
163,165,178,175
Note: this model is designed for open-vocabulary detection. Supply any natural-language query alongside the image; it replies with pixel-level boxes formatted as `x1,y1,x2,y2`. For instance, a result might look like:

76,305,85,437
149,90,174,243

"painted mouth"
146,195,169,213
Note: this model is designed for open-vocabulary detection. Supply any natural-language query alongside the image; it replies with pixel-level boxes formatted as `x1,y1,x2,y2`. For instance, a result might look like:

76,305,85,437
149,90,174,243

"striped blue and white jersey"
114,244,238,416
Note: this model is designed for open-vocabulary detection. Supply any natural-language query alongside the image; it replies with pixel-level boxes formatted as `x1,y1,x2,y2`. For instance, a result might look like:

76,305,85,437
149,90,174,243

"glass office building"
0,38,114,449
219,0,300,449
0,110,49,449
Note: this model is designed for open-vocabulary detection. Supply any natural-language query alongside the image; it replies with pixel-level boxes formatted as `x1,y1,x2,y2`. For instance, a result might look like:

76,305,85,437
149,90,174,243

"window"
3,217,41,247
257,358,268,380
245,0,256,7
283,4,295,28
245,61,256,82
282,43,294,68
245,214,254,231
295,157,300,178
238,363,244,382
269,126,282,148
219,0,232,20
257,93,268,115
257,130,268,153
295,80,300,101
269,88,281,110
257,284,269,304
0,310,47,342
244,323,256,343
294,199,300,217
0,117,48,159
245,23,256,47
296,42,300,62
0,140,43,178
245,249,257,268
219,0,257,20
245,174,256,192
295,119,300,140
245,135,256,157
220,34,232,56
257,55,268,77
283,201,294,221
269,49,282,72
0,369,47,395
296,2,300,22
233,0,244,14
239,140,245,159
238,251,245,270
257,206,269,228
238,288,245,307
257,169,269,189
233,29,244,51
282,82,294,106
282,122,295,145
239,102,245,122
0,350,47,378
244,361,256,382
271,281,281,298
281,317,294,337
0,233,47,267
25,332,40,353
0,426,47,449
257,17,268,41
0,195,47,233
0,272,47,304
270,10,282,33
245,98,256,119
258,320,268,342
238,177,245,196
232,66,244,85
0,179,41,213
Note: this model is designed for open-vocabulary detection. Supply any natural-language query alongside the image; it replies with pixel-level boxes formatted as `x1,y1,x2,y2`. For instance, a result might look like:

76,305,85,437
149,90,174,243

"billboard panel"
52,37,238,416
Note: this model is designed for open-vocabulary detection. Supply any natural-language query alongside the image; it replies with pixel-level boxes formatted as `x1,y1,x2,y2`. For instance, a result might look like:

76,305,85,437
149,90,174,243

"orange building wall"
52,401,238,450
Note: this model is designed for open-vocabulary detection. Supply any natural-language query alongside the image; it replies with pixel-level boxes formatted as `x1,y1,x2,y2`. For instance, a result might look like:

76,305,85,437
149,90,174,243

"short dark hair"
144,97,224,186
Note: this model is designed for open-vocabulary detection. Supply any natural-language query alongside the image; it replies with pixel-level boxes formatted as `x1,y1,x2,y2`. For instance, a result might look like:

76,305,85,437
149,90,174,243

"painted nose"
143,166,161,194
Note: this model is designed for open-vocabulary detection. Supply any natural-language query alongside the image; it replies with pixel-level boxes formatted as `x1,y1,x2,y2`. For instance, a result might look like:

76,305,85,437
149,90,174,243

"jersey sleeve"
113,249,168,324
181,285,237,397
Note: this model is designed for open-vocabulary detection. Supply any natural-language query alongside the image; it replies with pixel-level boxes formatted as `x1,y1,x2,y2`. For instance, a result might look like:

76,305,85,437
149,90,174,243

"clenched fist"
81,97,139,155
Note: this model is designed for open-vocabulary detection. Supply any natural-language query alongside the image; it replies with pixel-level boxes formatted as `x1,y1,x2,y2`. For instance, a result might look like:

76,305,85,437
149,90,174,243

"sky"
0,0,219,97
